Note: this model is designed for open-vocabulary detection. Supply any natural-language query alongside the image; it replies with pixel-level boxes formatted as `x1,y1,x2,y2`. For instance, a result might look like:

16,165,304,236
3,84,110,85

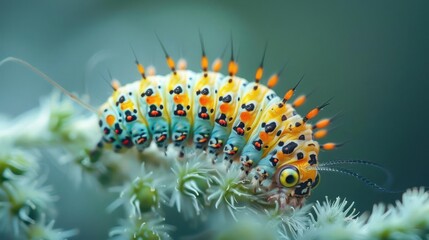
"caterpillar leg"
247,167,269,191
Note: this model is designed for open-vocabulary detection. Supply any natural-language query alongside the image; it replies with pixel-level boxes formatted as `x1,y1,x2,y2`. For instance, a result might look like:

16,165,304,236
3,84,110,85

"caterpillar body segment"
165,71,195,153
192,72,223,150
222,82,275,164
138,75,170,149
207,75,246,159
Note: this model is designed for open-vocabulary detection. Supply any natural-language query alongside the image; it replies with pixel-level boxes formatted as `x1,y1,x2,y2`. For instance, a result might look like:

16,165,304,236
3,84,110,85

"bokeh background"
1,0,429,239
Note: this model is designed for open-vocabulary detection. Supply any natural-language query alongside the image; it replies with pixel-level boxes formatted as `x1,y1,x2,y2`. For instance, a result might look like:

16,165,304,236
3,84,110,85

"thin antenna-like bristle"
211,41,228,72
228,33,238,77
99,72,115,91
199,30,206,57
303,97,332,122
155,33,176,73
318,159,394,187
130,45,146,79
255,42,268,85
228,35,238,76
199,31,209,72
106,69,120,91
0,57,97,113
316,166,399,193
230,33,234,62
267,63,288,89
282,75,304,103
293,74,305,90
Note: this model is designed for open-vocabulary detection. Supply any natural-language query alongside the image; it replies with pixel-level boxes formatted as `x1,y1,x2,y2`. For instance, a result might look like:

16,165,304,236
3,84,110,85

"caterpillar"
1,36,384,209
93,37,342,208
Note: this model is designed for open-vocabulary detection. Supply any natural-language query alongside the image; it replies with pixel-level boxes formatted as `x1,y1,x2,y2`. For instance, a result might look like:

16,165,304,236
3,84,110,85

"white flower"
169,152,214,219
108,163,168,217
109,215,173,240
0,177,56,235
362,188,429,239
24,214,78,240
207,166,257,220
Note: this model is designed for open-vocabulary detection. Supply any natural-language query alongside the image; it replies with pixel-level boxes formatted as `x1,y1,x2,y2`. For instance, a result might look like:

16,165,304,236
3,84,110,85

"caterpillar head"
270,161,320,207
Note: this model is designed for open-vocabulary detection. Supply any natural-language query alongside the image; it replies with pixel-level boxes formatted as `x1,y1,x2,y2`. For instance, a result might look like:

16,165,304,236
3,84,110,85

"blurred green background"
1,0,429,239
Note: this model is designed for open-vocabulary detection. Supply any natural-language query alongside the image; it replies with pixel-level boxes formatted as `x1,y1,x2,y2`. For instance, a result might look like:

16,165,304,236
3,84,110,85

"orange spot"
200,113,208,118
126,115,133,121
293,95,306,108
322,142,336,150
199,137,207,143
306,108,320,120
106,115,115,126
228,61,238,76
236,128,244,135
315,118,331,129
201,56,209,71
259,132,269,143
150,110,158,116
137,138,146,144
255,67,263,82
284,89,294,101
212,58,223,72
173,94,188,104
219,119,227,126
314,129,328,139
267,74,279,88
220,103,230,113
199,96,210,106
254,141,261,148
240,112,252,122
120,101,133,110
146,95,161,105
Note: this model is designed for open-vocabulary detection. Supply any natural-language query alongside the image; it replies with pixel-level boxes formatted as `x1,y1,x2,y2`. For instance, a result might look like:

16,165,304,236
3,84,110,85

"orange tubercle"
322,142,336,150
315,118,331,129
314,129,328,139
167,56,175,70
201,56,209,71
212,58,223,72
255,67,263,82
293,95,306,108
267,74,279,88
228,61,238,76
306,108,320,120
284,89,294,101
